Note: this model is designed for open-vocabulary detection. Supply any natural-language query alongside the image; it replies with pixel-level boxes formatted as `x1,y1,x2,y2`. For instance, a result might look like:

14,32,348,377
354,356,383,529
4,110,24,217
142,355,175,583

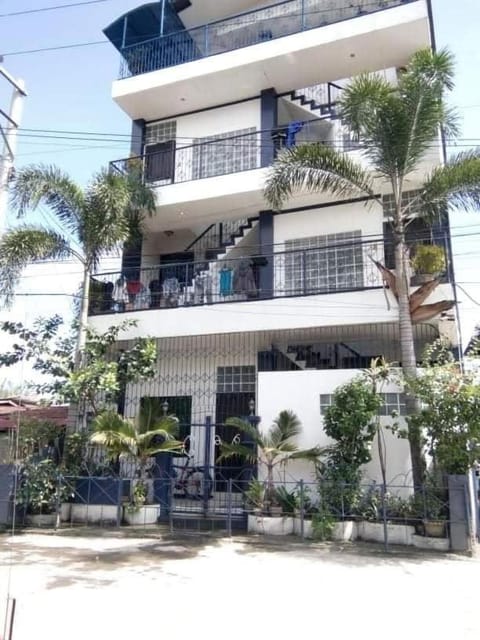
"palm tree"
90,409,183,481
218,410,323,509
0,164,155,363
264,48,480,487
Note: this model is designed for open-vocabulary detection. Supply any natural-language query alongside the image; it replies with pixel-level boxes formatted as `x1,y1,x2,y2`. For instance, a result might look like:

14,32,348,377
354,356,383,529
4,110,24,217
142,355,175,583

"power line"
0,0,110,19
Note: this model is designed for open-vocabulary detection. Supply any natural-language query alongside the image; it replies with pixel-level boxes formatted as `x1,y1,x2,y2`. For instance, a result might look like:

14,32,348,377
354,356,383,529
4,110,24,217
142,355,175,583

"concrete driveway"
0,532,479,640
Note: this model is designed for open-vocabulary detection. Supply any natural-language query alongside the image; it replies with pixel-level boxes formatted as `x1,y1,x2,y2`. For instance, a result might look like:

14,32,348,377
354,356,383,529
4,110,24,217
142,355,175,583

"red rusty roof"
0,398,69,431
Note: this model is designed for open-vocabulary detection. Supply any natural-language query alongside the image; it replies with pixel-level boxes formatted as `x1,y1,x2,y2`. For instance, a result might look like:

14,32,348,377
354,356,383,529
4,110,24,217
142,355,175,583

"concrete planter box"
25,513,56,528
123,504,160,526
293,517,313,538
248,514,294,535
70,504,119,525
332,520,358,542
60,503,72,522
358,521,415,546
412,534,449,552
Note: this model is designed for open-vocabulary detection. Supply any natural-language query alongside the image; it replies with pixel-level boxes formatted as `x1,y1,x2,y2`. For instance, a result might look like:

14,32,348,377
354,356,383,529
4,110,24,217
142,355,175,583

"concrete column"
448,474,472,552
258,211,274,299
260,88,277,168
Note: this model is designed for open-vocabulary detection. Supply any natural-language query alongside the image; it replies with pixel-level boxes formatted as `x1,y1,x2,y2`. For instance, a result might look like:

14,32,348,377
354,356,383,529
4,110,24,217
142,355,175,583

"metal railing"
6,471,472,552
109,118,349,186
89,238,387,316
118,0,415,79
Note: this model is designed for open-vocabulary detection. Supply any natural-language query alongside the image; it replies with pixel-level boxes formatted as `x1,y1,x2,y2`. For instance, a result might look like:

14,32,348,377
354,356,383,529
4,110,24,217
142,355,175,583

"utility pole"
0,61,27,232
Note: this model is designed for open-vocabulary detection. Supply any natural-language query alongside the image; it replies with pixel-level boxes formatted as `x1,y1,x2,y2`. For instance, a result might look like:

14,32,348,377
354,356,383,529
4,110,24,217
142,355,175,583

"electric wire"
0,0,111,18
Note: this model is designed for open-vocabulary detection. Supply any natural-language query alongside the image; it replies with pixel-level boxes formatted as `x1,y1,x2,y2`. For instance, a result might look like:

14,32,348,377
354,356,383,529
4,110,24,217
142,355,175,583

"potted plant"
90,409,183,526
410,244,446,284
218,410,324,535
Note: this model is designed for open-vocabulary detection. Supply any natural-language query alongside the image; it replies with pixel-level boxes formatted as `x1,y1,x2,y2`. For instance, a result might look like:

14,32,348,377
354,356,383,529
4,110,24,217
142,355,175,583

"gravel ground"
0,531,479,640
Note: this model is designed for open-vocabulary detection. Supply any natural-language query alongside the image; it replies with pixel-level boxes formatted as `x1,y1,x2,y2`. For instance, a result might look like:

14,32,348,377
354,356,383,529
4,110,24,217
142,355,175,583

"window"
217,366,256,393
285,231,364,294
320,392,406,417
193,128,257,179
144,121,177,184
382,190,422,218
145,120,177,146
379,393,406,416
319,394,333,416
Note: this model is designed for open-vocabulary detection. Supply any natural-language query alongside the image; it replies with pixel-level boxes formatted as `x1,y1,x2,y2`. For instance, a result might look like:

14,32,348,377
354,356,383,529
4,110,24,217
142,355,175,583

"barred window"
382,190,422,218
192,128,257,179
285,231,364,294
217,366,256,393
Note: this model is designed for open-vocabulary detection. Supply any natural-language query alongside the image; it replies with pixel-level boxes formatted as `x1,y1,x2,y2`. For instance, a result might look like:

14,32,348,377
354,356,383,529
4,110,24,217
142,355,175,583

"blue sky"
0,0,479,380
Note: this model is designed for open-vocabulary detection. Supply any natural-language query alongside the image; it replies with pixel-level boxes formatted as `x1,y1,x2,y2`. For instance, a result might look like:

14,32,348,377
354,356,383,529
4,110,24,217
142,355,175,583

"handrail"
118,0,415,79
110,116,340,170
184,223,216,252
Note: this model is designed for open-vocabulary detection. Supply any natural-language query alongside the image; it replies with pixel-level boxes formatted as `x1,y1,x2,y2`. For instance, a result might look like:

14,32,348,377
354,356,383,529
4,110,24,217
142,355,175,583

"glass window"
319,394,333,416
378,393,406,416
285,230,364,294
217,366,256,393
193,128,257,179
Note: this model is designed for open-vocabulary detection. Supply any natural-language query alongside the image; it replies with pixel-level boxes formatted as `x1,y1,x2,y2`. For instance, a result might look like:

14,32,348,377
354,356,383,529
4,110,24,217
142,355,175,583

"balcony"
118,0,418,79
110,117,353,227
111,0,429,120
89,237,388,317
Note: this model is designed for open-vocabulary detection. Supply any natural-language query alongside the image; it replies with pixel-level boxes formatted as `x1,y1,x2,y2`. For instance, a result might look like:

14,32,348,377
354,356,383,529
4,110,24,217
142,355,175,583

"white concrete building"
91,0,456,490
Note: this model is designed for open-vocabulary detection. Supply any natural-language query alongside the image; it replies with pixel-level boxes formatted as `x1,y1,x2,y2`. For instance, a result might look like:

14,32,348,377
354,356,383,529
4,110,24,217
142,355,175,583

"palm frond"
81,169,132,267
269,410,302,447
0,226,72,307
10,165,84,236
224,417,261,445
142,439,184,457
217,442,257,465
287,446,325,462
264,143,375,210
339,48,457,180
419,148,480,219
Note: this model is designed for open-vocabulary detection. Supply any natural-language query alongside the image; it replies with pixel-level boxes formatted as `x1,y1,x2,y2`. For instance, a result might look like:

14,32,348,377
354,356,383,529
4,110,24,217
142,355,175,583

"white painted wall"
169,99,261,142
88,283,453,340
257,369,412,486
274,200,384,248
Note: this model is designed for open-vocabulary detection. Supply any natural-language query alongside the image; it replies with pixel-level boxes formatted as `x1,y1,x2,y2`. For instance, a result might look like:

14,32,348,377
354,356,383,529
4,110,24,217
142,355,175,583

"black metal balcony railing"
110,118,354,185
118,0,415,79
89,238,388,316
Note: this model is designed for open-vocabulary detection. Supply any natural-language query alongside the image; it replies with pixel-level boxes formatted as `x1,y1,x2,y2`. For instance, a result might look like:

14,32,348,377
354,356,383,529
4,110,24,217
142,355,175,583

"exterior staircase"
285,81,345,117
185,217,258,263
182,217,259,303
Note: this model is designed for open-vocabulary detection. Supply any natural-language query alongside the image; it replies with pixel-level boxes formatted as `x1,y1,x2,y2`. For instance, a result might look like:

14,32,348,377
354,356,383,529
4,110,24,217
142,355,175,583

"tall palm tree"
218,410,323,507
0,164,155,362
90,410,183,480
264,48,480,487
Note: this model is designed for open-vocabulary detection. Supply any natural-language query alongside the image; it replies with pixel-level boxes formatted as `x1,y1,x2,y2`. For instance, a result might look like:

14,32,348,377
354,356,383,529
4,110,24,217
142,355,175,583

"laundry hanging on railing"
286,120,304,148
220,266,234,297
233,259,257,297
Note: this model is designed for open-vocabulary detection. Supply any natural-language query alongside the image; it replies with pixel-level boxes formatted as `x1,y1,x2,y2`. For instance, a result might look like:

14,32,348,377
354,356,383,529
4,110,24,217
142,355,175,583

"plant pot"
70,503,119,525
411,273,436,286
247,515,294,535
423,519,446,538
123,504,160,526
269,505,283,517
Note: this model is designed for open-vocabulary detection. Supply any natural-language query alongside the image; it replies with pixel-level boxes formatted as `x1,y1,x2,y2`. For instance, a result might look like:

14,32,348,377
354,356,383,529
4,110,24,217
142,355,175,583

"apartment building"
90,0,455,489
